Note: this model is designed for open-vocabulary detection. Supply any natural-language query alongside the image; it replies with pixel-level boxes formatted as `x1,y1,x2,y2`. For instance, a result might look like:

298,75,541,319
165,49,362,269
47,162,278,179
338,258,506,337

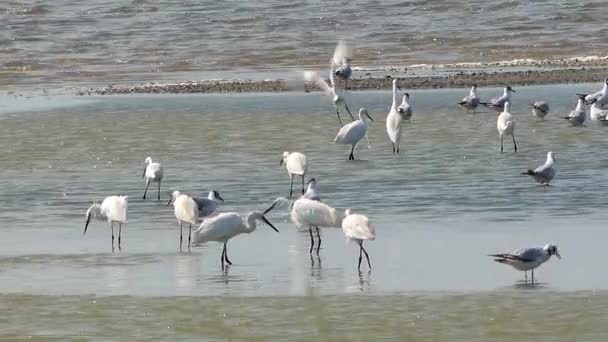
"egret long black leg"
358,244,363,272
179,222,183,251
111,222,115,252
118,223,122,251
309,227,314,255
301,175,305,195
315,227,321,256
221,244,225,269
188,224,192,250
157,180,161,201
512,134,518,152
361,242,371,270
349,146,355,160
142,180,150,199
224,242,232,265
336,110,344,126
500,135,504,153
289,175,294,198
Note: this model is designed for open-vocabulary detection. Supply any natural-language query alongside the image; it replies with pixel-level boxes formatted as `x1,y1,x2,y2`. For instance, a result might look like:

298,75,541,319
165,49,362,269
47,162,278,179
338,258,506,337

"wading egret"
521,152,556,185
84,195,128,252
497,102,517,153
458,85,480,110
167,191,199,251
482,86,515,109
489,244,561,284
142,157,163,200
280,151,308,198
342,209,375,272
290,197,338,256
386,79,404,154
334,108,374,160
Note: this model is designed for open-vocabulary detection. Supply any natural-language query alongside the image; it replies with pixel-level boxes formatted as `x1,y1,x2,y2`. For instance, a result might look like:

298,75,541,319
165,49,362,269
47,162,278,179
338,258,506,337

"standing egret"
332,40,353,91
192,201,279,269
458,85,480,110
142,157,163,200
489,244,561,284
482,86,515,109
386,79,405,154
521,151,556,185
579,78,608,105
167,191,199,251
304,67,354,126
334,108,374,160
497,102,517,153
290,197,338,256
84,195,128,252
342,209,375,272
530,101,550,120
562,95,586,126
280,151,308,198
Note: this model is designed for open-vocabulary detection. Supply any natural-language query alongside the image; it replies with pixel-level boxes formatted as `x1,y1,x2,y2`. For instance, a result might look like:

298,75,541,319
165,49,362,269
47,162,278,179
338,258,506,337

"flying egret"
386,79,405,154
458,84,480,110
497,101,517,153
167,191,199,251
280,151,308,198
530,101,550,120
482,86,515,109
578,78,608,105
342,209,375,272
332,40,352,91
489,244,561,284
562,95,586,126
84,195,128,252
290,197,338,256
192,200,279,269
142,157,163,200
334,108,374,160
521,151,556,185
304,68,354,126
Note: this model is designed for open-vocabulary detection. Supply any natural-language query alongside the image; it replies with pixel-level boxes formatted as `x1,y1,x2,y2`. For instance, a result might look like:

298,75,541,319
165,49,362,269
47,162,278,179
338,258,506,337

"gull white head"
402,93,410,102
280,151,290,166
471,84,477,94
543,244,561,259
344,209,352,216
208,190,224,203
358,108,374,122
503,101,511,113
547,151,556,163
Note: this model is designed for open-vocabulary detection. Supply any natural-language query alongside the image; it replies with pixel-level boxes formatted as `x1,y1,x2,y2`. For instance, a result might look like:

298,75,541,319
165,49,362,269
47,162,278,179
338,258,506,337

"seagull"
521,151,556,185
332,40,353,91
530,101,550,120
398,93,413,122
497,101,517,153
334,108,374,160
589,101,608,121
301,178,321,201
280,151,308,198
192,200,279,269
84,195,128,252
304,68,354,127
342,209,375,272
386,79,405,154
489,244,561,284
562,95,586,126
290,197,338,256
142,157,163,200
578,78,608,105
482,86,515,109
458,84,480,110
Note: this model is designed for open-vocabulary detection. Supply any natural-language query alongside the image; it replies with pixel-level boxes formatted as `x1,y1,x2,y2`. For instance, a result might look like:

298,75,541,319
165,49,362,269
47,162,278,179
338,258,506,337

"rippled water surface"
1,84,608,339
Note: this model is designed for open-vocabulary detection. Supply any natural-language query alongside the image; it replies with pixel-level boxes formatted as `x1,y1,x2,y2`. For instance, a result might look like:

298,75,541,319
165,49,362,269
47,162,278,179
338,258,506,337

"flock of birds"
83,41,608,282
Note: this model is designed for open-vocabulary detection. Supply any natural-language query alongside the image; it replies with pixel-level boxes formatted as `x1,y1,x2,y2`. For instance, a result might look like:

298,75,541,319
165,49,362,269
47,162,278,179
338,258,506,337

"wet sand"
89,67,608,95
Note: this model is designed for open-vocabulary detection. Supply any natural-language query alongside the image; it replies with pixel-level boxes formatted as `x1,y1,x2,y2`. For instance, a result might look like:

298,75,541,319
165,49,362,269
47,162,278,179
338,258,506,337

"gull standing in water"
579,78,608,106
342,209,375,272
482,86,515,109
521,151,556,185
302,178,321,201
192,201,279,269
142,157,163,200
304,68,354,126
332,40,352,91
458,84,480,110
280,151,308,198
530,101,550,120
398,93,413,122
489,244,561,284
84,195,128,252
334,108,374,160
497,102,517,153
386,79,404,154
562,95,586,126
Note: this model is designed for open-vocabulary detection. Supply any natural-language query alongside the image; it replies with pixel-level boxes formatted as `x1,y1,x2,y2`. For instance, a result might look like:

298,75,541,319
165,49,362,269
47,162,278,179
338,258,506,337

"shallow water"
1,84,608,339
2,0,608,88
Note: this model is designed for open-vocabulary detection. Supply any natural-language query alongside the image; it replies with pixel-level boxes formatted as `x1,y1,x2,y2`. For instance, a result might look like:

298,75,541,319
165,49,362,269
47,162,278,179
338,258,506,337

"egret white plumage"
386,79,404,154
562,95,586,126
167,191,199,251
489,244,561,284
482,86,515,108
342,209,375,272
521,152,556,185
290,197,338,255
84,195,128,252
332,40,353,91
496,102,517,153
334,108,374,160
142,157,163,200
280,151,308,198
589,102,608,121
192,200,279,269
530,101,550,120
458,84,480,110
579,78,608,105
304,68,354,126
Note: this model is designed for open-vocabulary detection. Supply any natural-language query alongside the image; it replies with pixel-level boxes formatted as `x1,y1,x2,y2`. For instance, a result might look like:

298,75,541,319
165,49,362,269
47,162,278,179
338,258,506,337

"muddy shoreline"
88,67,608,95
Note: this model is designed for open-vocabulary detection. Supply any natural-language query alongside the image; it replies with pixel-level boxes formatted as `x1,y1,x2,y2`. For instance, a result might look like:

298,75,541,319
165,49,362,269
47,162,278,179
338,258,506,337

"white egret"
304,68,354,126
142,157,163,200
521,152,556,185
332,40,353,91
280,151,308,198
482,86,515,108
342,209,375,272
497,101,517,153
192,201,279,269
458,84,480,110
562,95,586,126
290,197,338,255
84,195,128,252
489,244,561,284
530,101,550,120
334,108,374,160
386,79,402,154
579,78,608,105
167,191,199,251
